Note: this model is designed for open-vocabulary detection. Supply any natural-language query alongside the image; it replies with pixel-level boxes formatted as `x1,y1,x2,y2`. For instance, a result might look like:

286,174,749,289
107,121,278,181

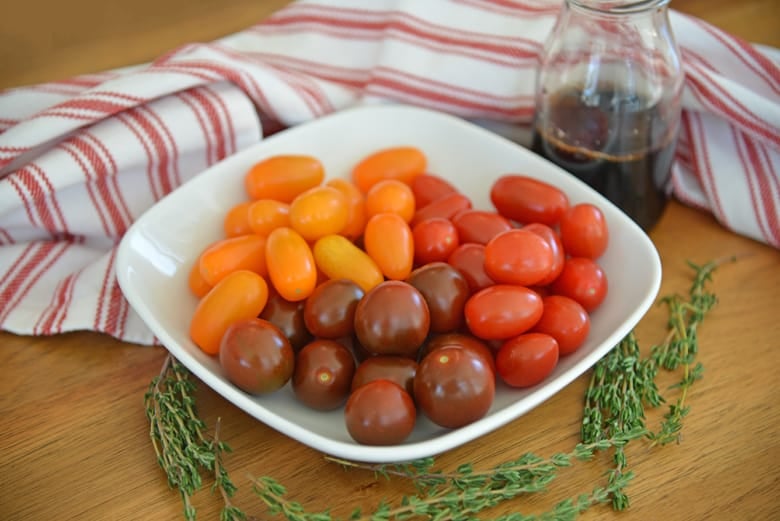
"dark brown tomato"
339,334,373,364
447,243,495,294
344,379,416,446
218,318,295,395
259,291,312,351
303,278,365,339
354,280,430,357
292,339,356,410
414,346,495,429
406,262,469,334
351,356,418,397
421,332,496,374
451,209,513,245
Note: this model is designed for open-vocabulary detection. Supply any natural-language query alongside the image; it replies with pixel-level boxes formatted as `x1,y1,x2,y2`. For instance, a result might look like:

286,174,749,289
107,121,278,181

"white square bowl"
116,104,661,463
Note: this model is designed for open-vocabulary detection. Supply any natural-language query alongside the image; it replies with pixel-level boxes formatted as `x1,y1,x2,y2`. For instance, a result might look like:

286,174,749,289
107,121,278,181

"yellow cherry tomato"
313,234,384,293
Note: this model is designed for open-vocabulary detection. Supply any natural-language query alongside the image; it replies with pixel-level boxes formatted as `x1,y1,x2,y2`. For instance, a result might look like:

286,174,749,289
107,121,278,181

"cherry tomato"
313,234,384,293
484,229,554,287
352,146,427,193
223,201,253,237
410,173,458,208
532,295,590,355
351,356,418,397
452,210,513,245
259,290,312,351
490,175,569,225
188,260,212,298
551,257,608,312
292,339,355,411
421,332,496,374
363,213,414,281
326,178,367,241
344,379,416,445
559,203,609,259
265,227,317,302
245,155,324,202
411,192,472,227
343,335,374,364
406,262,470,334
446,243,495,294
289,185,349,242
522,223,565,287
303,278,365,339
412,217,460,266
465,285,543,340
218,317,295,394
364,179,416,223
495,333,559,388
190,270,269,355
414,346,495,429
198,234,267,287
247,199,291,237
354,281,430,358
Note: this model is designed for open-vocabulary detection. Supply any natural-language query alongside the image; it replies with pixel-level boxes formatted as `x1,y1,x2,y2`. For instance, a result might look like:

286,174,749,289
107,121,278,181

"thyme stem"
144,355,244,521
253,430,644,521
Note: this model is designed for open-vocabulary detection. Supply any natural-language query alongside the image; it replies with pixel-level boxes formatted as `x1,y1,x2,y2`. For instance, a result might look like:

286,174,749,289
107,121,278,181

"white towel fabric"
0,0,778,345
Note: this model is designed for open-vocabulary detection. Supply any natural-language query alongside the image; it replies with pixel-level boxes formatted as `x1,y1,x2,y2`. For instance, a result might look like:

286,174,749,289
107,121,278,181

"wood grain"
1,1,779,520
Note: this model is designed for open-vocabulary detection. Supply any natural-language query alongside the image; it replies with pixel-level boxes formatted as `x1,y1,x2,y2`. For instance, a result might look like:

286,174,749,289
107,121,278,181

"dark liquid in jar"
531,87,678,231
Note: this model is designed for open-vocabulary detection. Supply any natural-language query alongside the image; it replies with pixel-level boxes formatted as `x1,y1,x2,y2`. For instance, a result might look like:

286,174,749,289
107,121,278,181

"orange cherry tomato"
352,146,427,193
326,178,367,241
189,270,269,355
363,213,414,281
245,155,324,202
266,227,318,301
313,234,384,293
289,185,349,242
223,201,254,238
199,234,267,287
248,199,291,236
187,260,212,298
364,179,416,223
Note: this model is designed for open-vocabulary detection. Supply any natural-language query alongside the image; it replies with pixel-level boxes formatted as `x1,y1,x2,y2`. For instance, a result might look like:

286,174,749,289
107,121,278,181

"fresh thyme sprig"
647,259,725,445
144,355,244,521
581,258,728,509
580,332,659,510
253,429,643,521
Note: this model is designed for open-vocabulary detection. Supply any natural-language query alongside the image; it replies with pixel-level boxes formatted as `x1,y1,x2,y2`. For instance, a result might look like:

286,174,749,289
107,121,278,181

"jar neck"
567,0,670,15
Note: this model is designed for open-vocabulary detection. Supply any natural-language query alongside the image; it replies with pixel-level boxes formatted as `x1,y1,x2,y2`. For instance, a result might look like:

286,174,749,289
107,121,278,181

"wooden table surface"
1,1,779,520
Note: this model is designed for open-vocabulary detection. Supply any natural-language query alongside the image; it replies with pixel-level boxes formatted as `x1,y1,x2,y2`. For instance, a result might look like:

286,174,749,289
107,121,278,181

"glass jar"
531,0,683,231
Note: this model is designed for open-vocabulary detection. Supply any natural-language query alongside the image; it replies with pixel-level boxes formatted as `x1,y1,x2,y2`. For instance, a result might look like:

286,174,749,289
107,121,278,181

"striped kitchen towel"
0,0,778,344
